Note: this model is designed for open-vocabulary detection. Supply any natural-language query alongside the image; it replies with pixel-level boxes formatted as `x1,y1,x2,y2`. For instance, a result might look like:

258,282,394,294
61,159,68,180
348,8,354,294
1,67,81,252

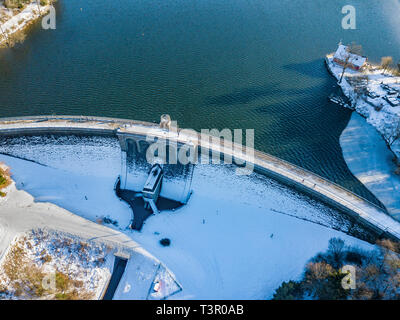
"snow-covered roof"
334,45,367,68
143,164,163,192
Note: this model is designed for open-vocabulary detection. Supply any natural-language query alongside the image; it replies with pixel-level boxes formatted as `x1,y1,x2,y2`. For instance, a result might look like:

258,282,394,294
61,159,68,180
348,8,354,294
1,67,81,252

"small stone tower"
160,114,171,130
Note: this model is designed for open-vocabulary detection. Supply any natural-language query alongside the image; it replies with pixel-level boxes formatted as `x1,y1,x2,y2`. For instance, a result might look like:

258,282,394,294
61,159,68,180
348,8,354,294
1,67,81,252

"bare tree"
36,0,41,15
348,239,400,300
381,56,393,74
348,42,362,55
273,237,400,300
388,119,400,147
339,54,351,84
6,30,26,47
327,238,346,268
0,24,9,48
339,43,363,83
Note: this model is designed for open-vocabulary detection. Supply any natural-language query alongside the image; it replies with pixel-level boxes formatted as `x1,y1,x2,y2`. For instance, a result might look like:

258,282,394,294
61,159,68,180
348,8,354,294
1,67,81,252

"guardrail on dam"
1,115,400,241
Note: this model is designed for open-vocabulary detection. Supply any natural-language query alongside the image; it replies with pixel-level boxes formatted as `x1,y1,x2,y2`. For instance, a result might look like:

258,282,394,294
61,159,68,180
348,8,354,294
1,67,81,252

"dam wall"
1,115,400,241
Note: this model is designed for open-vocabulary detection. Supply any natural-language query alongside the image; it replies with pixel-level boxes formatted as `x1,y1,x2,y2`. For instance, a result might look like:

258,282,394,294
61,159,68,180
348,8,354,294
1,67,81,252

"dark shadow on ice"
115,178,183,231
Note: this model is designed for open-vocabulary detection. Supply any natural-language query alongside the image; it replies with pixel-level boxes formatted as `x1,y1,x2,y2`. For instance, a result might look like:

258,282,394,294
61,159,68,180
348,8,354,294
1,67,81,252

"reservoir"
0,0,399,202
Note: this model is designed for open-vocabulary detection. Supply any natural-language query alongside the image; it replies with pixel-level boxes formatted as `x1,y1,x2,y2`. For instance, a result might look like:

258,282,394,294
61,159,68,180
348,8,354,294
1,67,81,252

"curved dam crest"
1,115,400,241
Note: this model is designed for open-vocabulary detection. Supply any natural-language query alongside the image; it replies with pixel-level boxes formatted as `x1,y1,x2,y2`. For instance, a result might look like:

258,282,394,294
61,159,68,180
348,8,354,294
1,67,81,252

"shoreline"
325,52,400,222
340,112,400,221
325,54,400,163
0,2,51,47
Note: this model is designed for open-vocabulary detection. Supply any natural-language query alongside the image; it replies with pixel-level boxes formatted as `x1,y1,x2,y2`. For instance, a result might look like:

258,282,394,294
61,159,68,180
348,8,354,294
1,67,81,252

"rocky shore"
0,1,51,47
326,54,400,165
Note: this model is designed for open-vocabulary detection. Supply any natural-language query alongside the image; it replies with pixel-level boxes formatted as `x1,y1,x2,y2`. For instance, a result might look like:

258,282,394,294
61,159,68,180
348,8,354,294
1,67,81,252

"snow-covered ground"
0,135,378,299
113,254,182,300
0,229,112,300
0,158,181,300
326,55,400,222
340,112,400,221
0,2,50,46
0,135,133,228
326,56,400,160
131,164,377,299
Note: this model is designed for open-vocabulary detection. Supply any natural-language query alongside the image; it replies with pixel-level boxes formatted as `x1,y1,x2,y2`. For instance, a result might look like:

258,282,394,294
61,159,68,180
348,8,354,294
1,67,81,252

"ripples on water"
0,0,399,205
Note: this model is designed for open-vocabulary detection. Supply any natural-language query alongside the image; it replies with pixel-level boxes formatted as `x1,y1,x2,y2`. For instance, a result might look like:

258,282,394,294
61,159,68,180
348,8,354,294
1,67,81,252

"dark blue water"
0,0,399,201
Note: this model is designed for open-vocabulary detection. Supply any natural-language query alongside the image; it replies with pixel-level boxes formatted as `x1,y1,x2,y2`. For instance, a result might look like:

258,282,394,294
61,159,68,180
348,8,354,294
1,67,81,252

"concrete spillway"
103,256,128,300
0,115,400,241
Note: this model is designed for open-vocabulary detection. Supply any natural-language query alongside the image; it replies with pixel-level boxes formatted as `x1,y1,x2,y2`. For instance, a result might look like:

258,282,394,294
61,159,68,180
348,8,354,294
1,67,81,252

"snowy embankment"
326,56,400,221
340,113,400,221
0,136,132,228
0,3,50,46
0,135,378,299
326,56,400,160
0,230,112,300
0,157,180,300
